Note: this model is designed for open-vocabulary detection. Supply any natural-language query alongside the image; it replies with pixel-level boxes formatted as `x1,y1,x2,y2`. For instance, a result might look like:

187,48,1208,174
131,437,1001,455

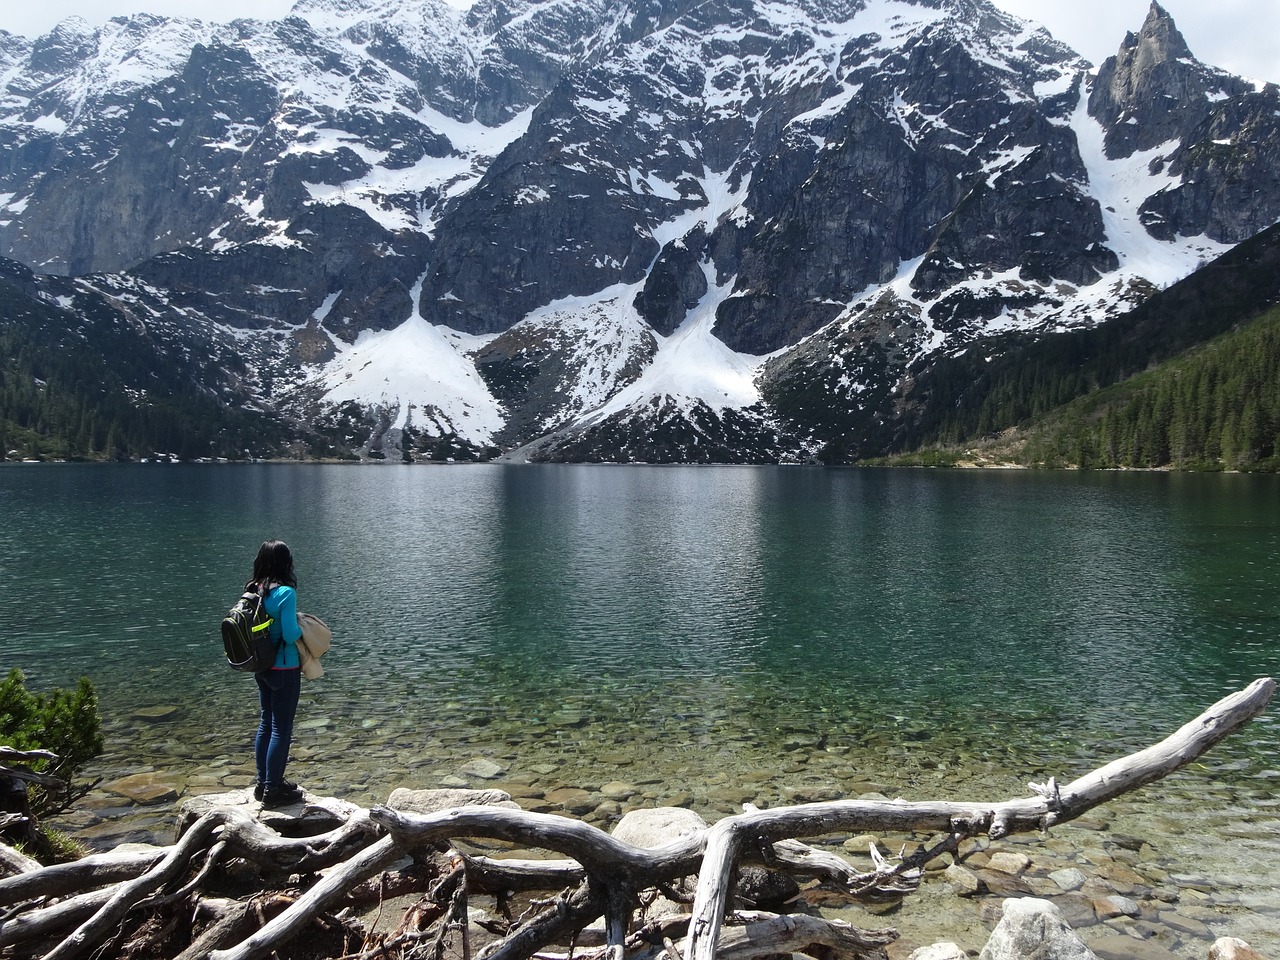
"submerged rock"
943,864,984,898
458,758,507,780
1087,934,1181,960
101,772,184,806
132,705,181,722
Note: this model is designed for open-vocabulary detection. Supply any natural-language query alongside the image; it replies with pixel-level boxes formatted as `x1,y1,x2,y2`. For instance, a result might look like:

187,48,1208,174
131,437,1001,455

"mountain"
1,0,1278,463
875,219,1280,469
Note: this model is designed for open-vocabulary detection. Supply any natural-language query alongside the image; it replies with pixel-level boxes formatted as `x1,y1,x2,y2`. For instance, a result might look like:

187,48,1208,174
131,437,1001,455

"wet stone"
1093,895,1141,920
132,705,181,722
101,772,184,806
515,797,555,813
706,785,756,806
1045,893,1097,928
985,851,1031,876
1108,833,1147,852
596,753,634,766
976,870,1035,898
545,787,596,814
779,784,843,803
1157,910,1212,938
1087,934,1182,960
943,864,983,898
1170,873,1216,893
1049,867,1089,892
1067,816,1111,831
459,758,507,780
599,781,637,801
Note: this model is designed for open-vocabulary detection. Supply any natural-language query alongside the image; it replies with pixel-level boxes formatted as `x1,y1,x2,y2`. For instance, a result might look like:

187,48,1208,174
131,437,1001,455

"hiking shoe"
253,781,264,801
262,780,304,807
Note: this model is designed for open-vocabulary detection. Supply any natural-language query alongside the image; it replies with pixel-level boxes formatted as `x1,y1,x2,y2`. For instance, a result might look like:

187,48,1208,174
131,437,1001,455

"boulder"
978,897,1098,960
735,866,800,910
611,808,710,922
1210,938,1269,960
611,807,708,849
908,945,967,960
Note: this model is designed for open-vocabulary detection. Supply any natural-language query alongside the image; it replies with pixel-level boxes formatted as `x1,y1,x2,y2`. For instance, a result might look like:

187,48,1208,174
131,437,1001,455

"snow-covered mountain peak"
289,0,466,41
3,0,1280,463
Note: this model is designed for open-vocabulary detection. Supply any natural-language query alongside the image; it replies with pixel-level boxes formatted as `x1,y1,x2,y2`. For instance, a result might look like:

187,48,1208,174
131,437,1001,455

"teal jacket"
263,584,302,670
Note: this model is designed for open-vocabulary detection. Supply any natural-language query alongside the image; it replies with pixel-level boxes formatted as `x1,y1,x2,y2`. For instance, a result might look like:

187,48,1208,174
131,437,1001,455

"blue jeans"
255,668,301,789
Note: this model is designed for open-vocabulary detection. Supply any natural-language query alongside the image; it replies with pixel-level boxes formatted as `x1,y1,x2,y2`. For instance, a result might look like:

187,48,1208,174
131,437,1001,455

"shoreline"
48,777,1280,960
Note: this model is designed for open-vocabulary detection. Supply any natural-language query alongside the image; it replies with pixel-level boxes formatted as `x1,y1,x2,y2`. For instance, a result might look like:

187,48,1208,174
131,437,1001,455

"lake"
1,463,1277,955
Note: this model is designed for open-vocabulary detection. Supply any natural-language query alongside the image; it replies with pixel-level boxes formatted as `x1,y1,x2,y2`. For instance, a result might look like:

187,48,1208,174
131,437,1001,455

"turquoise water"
3,464,1275,751
1,464,1278,951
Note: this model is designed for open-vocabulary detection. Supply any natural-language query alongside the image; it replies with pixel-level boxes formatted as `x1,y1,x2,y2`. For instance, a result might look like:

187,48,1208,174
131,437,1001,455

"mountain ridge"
2,0,1279,463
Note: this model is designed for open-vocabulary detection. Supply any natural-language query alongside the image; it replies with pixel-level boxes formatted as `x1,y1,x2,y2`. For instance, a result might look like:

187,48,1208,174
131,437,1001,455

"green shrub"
0,668,104,820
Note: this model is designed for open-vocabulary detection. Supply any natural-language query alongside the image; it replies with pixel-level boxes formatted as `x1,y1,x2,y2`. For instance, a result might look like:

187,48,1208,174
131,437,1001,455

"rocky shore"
47,774,1277,960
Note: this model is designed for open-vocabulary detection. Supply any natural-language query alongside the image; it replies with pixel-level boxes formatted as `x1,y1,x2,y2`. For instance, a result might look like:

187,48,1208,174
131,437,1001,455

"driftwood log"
0,677,1271,960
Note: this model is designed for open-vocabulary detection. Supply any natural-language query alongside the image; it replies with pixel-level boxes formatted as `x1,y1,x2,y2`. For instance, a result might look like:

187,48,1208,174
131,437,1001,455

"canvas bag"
296,612,331,679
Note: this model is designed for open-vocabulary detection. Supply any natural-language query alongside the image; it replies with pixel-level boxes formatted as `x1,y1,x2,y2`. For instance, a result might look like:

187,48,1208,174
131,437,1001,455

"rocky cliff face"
2,0,1278,462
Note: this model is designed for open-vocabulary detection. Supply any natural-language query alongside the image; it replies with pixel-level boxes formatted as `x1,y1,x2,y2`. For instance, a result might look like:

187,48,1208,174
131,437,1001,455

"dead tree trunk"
0,677,1271,960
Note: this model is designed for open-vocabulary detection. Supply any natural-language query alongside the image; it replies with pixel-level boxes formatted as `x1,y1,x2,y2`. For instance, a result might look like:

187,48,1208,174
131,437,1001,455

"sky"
0,0,1277,85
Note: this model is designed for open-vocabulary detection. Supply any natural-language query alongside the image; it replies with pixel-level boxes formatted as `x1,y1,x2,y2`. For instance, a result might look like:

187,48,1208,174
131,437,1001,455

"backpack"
221,581,279,673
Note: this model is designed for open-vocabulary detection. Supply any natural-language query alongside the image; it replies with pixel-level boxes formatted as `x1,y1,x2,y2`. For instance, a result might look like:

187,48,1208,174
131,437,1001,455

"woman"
249,539,305,808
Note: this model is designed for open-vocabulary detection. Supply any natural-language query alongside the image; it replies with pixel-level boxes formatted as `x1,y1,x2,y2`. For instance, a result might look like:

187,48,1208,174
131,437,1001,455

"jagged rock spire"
1087,1,1225,158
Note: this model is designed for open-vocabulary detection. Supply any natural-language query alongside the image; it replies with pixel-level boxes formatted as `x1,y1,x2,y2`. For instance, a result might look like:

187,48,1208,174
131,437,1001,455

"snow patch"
1069,87,1231,286
307,278,504,444
589,266,764,423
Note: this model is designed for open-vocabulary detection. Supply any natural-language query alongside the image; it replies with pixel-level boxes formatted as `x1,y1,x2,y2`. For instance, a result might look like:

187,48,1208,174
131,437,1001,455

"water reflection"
1,463,1277,774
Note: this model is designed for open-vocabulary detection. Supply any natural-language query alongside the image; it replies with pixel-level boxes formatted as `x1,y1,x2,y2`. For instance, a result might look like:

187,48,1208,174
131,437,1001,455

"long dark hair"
252,539,297,588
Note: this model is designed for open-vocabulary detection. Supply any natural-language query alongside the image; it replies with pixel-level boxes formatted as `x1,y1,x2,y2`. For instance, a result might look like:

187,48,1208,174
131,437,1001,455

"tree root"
0,677,1269,960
